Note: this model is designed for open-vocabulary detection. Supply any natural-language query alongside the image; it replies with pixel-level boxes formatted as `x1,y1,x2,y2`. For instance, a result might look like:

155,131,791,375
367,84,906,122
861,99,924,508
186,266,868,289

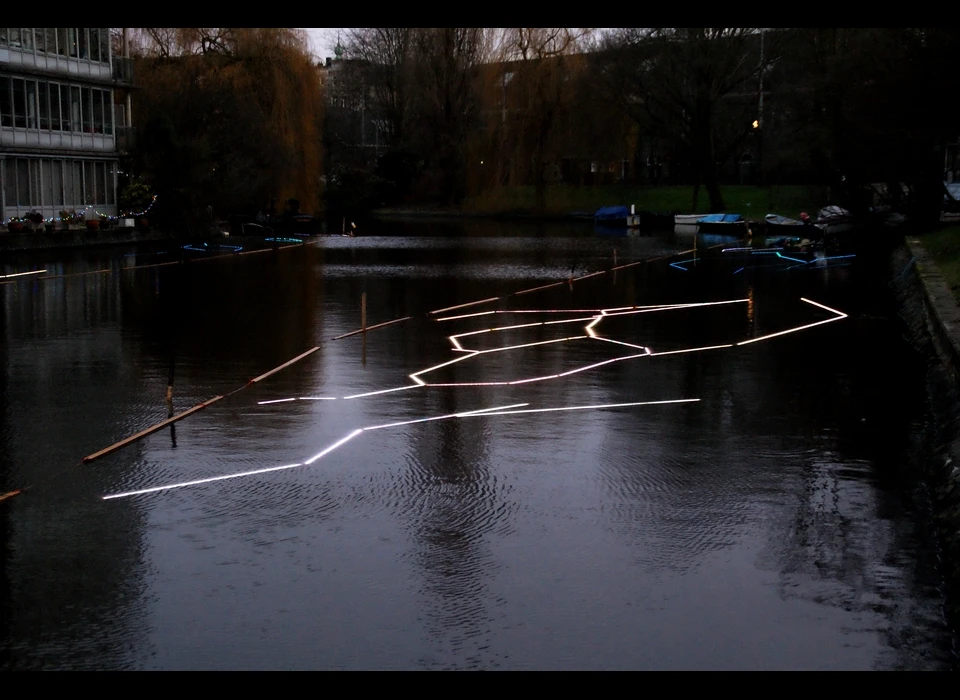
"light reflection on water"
0,221,955,669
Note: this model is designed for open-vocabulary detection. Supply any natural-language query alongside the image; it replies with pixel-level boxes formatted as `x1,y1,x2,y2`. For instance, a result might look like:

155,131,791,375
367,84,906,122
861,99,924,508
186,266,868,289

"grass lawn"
918,223,960,301
460,184,833,220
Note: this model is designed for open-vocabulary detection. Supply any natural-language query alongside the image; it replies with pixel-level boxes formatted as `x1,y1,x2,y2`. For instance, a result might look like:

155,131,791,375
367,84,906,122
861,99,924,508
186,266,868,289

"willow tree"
131,28,323,230
492,28,592,213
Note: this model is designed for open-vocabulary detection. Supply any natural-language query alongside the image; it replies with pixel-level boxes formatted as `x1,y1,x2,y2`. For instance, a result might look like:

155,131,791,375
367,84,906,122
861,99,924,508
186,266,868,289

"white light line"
257,398,296,405
602,299,748,317
555,353,649,377
102,463,305,500
800,297,848,318
461,398,701,417
0,269,47,279
303,429,363,464
343,385,421,399
364,403,532,431
648,344,734,356
507,375,561,385
736,316,845,345
591,337,652,351
451,316,597,341
457,403,530,416
434,310,497,322
409,353,476,381
472,336,587,355
298,397,337,401
364,412,471,431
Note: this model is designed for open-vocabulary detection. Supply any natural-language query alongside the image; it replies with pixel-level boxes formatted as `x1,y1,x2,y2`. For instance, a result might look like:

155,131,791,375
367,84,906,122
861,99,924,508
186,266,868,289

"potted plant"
8,218,24,233
26,211,44,230
99,214,112,231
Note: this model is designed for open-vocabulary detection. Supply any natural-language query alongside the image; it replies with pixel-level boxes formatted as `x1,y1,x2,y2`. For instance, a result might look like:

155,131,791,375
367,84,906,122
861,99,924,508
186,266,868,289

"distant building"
0,28,134,224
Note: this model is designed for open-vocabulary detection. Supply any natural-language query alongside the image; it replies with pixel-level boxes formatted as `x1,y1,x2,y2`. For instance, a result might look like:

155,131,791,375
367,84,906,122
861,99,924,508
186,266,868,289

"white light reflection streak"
591,337,652,351
737,318,843,345
0,269,47,279
800,297,848,318
303,429,363,464
258,398,296,405
343,386,422,399
103,463,305,500
648,344,734,356
464,398,700,417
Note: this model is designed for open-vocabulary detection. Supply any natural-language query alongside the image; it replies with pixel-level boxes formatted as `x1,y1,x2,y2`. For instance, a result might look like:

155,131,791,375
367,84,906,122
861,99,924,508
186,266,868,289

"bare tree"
343,28,415,147
599,28,778,212
410,28,488,205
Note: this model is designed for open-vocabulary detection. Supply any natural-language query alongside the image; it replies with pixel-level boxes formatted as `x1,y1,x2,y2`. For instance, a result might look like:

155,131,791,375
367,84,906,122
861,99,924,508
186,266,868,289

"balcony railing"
112,57,134,85
116,125,136,152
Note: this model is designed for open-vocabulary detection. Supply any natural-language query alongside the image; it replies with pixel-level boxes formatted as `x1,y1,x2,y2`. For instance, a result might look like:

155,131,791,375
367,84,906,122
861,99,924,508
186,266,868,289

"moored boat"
696,213,748,235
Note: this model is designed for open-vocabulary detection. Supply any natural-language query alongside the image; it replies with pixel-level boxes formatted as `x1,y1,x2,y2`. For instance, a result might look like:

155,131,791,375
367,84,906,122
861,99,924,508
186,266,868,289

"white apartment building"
1,28,133,224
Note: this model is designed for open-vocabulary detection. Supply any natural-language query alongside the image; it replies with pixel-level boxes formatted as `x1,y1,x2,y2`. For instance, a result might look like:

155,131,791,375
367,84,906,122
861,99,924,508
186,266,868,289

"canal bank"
0,226,176,253
894,236,960,634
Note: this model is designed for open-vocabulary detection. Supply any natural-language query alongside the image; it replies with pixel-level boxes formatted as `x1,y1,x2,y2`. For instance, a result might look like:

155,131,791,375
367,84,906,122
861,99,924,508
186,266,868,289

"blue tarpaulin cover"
594,205,631,220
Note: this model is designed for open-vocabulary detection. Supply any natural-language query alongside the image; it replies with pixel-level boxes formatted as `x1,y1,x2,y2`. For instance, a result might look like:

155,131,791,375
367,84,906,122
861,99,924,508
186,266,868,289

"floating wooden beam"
246,347,320,385
332,317,411,341
81,396,224,464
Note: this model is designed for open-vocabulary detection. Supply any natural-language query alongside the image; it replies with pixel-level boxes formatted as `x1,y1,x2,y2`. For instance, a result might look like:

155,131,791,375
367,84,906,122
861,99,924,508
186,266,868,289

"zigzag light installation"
102,399,699,500
252,297,845,398
101,296,846,500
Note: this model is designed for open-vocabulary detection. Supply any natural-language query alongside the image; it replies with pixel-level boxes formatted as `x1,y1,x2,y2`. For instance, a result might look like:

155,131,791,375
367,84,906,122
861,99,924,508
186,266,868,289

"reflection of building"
0,28,133,224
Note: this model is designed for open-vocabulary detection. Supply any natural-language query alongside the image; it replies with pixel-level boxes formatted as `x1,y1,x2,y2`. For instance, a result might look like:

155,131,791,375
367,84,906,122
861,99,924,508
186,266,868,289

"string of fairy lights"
1,194,157,227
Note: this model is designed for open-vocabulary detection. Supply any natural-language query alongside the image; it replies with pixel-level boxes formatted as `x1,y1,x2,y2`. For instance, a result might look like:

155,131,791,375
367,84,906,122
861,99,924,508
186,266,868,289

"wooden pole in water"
361,292,367,364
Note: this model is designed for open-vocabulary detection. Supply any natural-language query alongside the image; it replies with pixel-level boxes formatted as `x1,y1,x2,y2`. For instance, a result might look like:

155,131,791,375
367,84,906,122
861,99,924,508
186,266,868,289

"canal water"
1,220,956,670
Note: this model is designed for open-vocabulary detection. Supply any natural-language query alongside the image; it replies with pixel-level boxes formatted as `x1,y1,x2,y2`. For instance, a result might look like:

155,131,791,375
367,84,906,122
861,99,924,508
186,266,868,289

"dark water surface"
1,221,956,670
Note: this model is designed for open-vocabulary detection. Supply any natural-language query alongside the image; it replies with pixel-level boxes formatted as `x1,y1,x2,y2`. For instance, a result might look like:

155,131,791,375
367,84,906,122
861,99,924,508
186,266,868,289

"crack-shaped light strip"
101,399,697,500
736,297,846,346
0,269,47,279
252,296,844,403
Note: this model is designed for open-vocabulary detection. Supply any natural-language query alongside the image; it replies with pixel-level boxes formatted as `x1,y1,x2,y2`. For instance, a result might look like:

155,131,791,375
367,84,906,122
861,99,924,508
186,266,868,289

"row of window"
0,76,114,134
2,157,116,208
0,29,111,64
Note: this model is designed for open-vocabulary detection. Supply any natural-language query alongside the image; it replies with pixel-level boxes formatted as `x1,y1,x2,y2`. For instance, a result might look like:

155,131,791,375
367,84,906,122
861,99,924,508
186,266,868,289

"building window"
0,77,11,127
99,29,109,64
92,89,103,134
49,82,61,131
52,160,64,206
56,28,68,57
70,85,81,132
16,159,29,206
38,82,49,130
25,79,37,129
12,78,25,128
2,160,15,207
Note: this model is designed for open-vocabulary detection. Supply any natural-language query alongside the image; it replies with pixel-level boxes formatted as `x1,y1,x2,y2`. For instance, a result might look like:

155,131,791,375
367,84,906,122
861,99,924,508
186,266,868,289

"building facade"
0,28,132,225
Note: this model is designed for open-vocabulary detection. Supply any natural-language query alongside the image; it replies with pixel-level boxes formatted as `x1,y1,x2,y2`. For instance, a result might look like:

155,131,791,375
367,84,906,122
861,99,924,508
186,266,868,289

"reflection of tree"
398,389,512,669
